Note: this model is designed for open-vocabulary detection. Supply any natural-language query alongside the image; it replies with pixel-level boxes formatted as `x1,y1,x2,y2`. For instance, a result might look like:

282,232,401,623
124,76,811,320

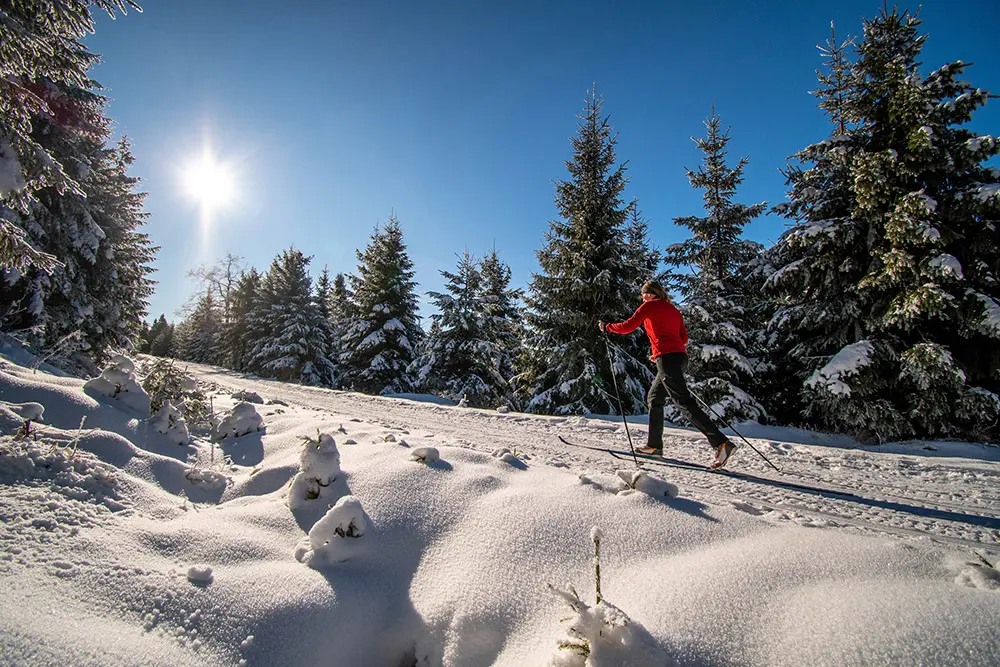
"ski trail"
185,362,1000,552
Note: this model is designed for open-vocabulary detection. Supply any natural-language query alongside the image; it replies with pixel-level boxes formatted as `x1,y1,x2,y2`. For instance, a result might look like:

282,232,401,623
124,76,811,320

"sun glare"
182,152,236,211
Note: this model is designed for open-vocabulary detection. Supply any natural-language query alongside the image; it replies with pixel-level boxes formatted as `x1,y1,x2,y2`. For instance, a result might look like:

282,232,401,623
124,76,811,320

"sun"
182,151,236,211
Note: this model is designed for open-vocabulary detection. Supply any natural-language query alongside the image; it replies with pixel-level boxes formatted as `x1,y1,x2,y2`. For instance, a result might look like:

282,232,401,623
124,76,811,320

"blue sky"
86,0,1000,323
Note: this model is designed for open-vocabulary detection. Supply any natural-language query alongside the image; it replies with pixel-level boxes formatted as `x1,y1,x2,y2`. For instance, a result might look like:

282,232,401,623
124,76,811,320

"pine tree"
1,0,139,273
145,314,174,357
618,201,662,380
623,200,661,286
312,266,340,386
247,248,336,386
327,272,355,387
86,136,158,350
223,268,261,371
480,248,524,407
768,8,1000,441
0,80,156,363
763,21,868,425
176,291,222,364
664,107,767,423
519,89,649,415
412,251,510,406
341,216,423,394
848,7,1000,440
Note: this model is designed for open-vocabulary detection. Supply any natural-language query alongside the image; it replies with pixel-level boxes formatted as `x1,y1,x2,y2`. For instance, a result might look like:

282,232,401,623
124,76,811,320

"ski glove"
598,321,607,332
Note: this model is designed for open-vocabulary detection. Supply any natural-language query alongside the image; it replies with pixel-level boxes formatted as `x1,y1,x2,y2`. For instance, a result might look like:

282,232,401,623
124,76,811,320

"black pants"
647,352,727,450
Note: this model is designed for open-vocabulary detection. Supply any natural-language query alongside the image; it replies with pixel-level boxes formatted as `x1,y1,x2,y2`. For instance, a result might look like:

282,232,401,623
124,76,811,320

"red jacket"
606,298,687,358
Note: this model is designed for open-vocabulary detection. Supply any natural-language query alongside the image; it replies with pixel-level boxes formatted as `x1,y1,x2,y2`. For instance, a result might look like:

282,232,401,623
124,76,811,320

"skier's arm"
680,318,688,346
606,302,649,335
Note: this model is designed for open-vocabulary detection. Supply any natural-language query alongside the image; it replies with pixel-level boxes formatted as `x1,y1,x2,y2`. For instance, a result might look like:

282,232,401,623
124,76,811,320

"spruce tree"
664,107,767,423
0,80,156,363
327,272,355,387
763,22,867,425
176,291,222,365
145,314,174,357
312,267,340,386
341,216,423,394
0,0,139,273
247,248,335,386
412,251,511,407
480,248,524,407
769,8,1000,441
223,268,261,371
618,201,661,383
848,7,1000,440
520,89,649,415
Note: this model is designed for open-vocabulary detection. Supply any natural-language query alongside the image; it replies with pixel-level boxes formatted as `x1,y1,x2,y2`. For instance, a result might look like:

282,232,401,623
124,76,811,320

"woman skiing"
600,280,737,469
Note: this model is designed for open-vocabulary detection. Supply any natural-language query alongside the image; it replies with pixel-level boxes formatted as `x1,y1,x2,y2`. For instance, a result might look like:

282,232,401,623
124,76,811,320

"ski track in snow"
187,363,1000,552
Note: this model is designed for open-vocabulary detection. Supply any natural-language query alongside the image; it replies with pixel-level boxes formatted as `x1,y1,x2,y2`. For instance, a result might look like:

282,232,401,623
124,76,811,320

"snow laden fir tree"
411,249,520,408
520,89,656,416
246,248,336,387
766,8,1000,442
0,1,155,368
664,107,767,424
340,216,424,394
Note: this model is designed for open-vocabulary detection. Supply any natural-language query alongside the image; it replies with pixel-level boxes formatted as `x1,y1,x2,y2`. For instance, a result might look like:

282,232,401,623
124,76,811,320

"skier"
600,280,737,469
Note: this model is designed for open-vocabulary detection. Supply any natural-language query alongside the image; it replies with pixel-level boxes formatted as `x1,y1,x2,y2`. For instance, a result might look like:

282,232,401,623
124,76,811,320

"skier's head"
641,280,670,302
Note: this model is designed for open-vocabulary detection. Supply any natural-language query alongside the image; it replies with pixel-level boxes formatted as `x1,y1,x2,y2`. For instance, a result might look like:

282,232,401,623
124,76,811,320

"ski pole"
690,389,782,474
602,329,639,466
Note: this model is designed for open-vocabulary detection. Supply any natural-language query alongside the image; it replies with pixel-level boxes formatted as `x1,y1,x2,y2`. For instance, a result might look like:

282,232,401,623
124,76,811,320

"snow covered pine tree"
340,216,424,395
520,89,650,416
664,106,767,424
768,8,1000,441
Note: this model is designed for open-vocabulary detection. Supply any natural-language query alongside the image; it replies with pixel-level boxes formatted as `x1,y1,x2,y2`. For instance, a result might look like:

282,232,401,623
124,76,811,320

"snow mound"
83,355,151,414
295,495,371,567
186,565,214,585
410,446,440,463
215,402,264,440
288,432,341,510
4,401,44,422
149,400,190,446
547,590,668,667
616,470,679,498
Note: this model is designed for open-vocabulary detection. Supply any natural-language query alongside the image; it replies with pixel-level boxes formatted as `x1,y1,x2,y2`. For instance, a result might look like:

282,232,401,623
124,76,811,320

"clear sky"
85,0,1000,323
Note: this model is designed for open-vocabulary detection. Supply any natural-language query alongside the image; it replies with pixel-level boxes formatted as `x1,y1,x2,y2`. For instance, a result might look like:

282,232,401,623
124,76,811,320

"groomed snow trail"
187,363,1000,552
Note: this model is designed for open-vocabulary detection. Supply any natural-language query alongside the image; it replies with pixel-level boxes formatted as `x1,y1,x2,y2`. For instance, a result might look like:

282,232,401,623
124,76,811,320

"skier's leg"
657,353,727,450
644,364,668,450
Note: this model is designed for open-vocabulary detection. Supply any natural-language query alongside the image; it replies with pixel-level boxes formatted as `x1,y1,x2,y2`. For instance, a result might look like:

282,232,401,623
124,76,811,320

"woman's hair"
641,280,670,302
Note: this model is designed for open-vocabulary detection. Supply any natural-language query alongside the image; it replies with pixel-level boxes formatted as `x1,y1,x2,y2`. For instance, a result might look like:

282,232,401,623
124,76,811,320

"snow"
410,446,440,463
4,401,44,422
83,354,152,414
915,191,937,213
186,565,213,584
973,293,1000,337
0,138,27,196
287,432,341,510
805,340,875,397
2,353,1000,666
976,183,1000,201
214,401,263,439
149,400,190,446
928,253,964,280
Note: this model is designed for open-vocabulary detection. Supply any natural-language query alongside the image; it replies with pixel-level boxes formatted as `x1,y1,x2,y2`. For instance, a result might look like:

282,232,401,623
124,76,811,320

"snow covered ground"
2,349,1000,666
